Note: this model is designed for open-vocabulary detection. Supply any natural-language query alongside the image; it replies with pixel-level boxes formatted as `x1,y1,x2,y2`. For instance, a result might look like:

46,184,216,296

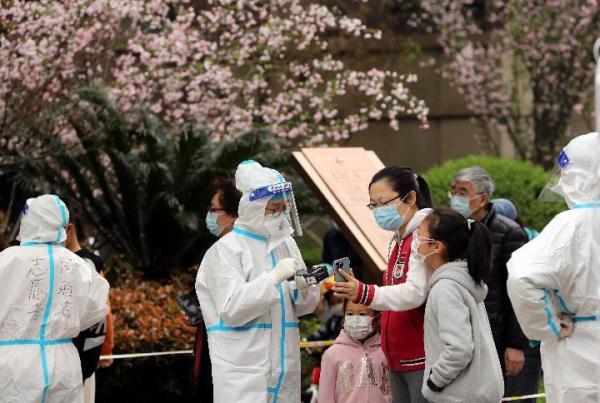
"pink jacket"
318,330,392,403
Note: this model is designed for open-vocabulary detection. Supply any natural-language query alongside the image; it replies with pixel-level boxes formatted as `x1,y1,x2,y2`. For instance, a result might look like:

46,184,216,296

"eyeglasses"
413,231,437,244
448,190,482,199
367,194,405,210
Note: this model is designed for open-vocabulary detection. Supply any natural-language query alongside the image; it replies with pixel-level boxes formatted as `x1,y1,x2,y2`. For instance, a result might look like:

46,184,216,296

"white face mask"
344,315,373,341
264,214,293,238
411,234,437,265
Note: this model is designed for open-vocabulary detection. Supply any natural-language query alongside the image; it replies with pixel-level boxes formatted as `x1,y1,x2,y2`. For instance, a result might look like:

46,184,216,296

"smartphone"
333,257,352,282
176,291,203,327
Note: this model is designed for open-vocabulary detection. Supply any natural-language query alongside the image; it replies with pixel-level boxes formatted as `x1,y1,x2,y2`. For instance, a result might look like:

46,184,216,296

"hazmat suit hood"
234,160,293,250
549,132,600,207
17,194,69,245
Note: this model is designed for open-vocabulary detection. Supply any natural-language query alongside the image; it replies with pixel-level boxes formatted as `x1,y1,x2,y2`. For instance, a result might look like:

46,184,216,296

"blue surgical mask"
373,201,410,232
450,196,474,218
205,211,222,237
373,205,403,231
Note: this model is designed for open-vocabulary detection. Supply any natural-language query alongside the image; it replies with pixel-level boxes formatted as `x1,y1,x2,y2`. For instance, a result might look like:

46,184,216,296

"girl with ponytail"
333,165,433,403
412,208,503,402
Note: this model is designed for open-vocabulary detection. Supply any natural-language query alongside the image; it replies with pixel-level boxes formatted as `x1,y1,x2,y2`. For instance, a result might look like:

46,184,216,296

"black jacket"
72,249,106,380
482,206,529,354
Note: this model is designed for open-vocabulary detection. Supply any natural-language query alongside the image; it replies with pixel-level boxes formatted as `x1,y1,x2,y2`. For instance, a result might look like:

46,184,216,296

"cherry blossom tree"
0,0,428,157
415,0,599,165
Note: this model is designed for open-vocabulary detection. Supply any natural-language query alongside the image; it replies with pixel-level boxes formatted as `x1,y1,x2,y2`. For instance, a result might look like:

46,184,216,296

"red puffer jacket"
380,233,426,372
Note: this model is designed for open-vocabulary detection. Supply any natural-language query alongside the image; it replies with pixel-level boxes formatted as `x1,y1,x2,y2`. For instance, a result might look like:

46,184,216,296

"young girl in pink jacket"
318,301,392,403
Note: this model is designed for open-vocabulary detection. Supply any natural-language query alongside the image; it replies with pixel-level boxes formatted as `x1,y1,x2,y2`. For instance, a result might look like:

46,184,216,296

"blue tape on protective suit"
54,196,68,227
572,203,600,209
573,316,597,323
553,289,574,315
22,242,57,247
0,339,71,347
40,244,56,403
271,250,286,402
552,290,598,325
205,319,272,332
542,289,560,336
233,227,268,242
53,196,67,245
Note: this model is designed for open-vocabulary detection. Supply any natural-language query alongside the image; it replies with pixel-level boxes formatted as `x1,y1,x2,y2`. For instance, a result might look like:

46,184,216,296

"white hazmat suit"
0,195,109,403
196,161,320,403
507,132,600,403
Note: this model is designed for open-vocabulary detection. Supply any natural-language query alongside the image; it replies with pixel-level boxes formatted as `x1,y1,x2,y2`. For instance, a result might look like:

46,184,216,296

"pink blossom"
416,0,597,161
0,0,428,149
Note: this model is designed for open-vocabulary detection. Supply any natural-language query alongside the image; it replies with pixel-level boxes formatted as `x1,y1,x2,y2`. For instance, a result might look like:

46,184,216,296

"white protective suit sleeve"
288,281,320,317
77,255,110,331
369,255,430,312
286,240,320,317
507,212,578,341
202,241,280,327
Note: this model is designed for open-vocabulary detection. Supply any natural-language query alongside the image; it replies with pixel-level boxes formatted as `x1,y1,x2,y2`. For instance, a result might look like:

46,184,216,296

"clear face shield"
538,149,570,203
249,182,303,237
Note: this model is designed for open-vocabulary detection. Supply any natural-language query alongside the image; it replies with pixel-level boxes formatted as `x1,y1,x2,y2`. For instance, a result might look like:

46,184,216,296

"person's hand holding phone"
179,310,194,327
333,257,351,282
332,269,360,301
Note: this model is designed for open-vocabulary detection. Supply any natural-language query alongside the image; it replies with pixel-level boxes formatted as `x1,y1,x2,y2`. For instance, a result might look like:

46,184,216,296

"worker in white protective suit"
0,195,110,403
507,132,600,403
196,161,320,403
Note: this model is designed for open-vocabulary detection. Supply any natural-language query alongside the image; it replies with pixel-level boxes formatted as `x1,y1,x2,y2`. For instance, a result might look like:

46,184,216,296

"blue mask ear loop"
398,193,411,215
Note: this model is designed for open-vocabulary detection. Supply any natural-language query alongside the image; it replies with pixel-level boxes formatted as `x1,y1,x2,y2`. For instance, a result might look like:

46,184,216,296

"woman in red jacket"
334,166,432,403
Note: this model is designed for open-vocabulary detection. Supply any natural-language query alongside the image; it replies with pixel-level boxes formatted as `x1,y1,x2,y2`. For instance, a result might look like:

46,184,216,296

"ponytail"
426,208,492,285
465,220,491,284
369,166,432,209
415,175,432,209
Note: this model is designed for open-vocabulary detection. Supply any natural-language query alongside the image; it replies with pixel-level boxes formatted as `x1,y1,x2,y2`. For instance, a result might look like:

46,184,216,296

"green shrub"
110,275,195,354
423,156,566,231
